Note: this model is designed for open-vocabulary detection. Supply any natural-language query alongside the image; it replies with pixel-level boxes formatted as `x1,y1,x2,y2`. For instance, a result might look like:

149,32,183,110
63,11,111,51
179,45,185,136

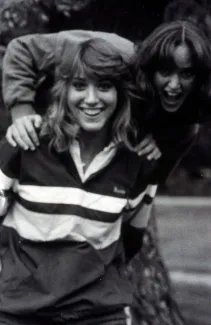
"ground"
156,196,211,325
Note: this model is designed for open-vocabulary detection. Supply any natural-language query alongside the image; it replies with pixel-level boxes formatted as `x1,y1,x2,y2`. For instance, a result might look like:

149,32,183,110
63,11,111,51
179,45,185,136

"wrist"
11,104,36,122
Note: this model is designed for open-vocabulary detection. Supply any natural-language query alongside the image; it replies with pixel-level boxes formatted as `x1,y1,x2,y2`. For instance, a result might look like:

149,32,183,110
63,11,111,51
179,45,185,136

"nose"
84,85,99,105
168,74,181,90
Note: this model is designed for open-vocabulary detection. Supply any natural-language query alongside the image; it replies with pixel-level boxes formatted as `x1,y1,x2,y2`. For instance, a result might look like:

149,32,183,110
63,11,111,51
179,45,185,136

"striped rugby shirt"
0,138,157,316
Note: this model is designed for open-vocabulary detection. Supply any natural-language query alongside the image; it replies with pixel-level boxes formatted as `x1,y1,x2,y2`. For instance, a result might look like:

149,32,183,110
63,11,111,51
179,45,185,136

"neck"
78,126,111,171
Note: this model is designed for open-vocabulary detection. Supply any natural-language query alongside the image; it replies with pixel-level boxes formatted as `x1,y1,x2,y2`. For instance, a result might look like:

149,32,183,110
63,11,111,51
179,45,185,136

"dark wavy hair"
41,37,138,152
134,20,211,112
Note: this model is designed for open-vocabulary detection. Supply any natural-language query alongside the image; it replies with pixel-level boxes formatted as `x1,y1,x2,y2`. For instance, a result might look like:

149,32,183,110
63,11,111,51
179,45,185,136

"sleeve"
2,33,57,114
2,30,134,120
122,160,158,262
151,124,200,184
0,139,20,217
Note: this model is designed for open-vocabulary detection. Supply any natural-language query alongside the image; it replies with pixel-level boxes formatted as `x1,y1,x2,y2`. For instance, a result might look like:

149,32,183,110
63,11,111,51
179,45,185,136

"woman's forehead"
173,44,193,68
158,43,193,69
72,65,114,81
73,68,86,78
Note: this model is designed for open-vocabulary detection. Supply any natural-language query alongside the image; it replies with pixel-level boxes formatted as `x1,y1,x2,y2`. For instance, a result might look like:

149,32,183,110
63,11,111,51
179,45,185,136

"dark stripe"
16,196,120,223
129,182,148,200
122,223,146,262
127,193,153,214
142,194,154,204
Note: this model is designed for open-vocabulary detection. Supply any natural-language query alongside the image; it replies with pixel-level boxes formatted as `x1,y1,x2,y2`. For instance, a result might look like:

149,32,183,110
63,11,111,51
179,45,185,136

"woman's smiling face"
67,72,118,133
153,44,196,113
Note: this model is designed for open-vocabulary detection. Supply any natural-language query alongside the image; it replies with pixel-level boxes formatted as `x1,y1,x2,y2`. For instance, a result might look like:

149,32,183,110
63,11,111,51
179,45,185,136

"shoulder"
0,138,21,179
120,147,157,181
0,138,20,166
57,30,135,60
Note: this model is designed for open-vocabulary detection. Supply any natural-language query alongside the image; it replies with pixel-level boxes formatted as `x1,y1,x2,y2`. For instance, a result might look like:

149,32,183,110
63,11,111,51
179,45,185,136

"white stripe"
15,185,127,214
128,191,145,209
3,203,122,249
124,307,132,325
128,184,157,209
155,196,211,207
0,169,16,189
170,270,211,287
146,184,158,197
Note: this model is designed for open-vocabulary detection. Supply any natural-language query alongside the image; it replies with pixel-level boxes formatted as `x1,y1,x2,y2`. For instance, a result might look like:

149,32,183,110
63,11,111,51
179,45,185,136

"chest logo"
113,186,126,195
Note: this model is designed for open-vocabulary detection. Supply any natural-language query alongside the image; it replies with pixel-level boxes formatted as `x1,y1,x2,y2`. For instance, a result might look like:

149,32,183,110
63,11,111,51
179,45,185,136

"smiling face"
153,44,196,113
67,73,118,133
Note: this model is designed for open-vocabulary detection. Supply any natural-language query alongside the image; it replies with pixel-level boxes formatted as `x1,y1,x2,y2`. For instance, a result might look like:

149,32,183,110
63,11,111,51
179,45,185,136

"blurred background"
0,1,210,324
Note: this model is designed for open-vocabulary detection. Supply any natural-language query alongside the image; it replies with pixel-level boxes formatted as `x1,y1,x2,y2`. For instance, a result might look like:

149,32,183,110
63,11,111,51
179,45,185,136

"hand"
135,134,162,160
6,115,42,150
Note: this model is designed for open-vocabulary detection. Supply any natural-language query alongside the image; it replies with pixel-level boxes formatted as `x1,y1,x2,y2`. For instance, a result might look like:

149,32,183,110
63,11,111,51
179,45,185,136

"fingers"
137,142,157,157
135,134,153,153
20,115,41,147
147,147,162,161
136,134,155,156
141,134,153,147
6,115,42,151
6,127,17,147
6,125,30,150
33,115,42,129
135,134,162,160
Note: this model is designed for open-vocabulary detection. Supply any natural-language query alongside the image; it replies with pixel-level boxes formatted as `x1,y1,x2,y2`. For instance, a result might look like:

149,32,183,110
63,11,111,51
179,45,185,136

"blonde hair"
41,38,138,152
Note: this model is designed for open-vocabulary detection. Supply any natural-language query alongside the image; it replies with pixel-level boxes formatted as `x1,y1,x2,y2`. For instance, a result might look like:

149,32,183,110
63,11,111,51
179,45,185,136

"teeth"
166,92,181,98
83,109,101,116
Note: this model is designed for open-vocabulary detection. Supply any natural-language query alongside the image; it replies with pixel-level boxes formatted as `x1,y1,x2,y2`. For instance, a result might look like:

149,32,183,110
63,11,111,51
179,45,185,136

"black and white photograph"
0,1,210,324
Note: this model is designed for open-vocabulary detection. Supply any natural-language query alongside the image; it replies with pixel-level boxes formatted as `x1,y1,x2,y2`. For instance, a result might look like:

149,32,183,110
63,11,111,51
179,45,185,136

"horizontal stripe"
142,194,153,204
16,196,119,223
128,191,145,209
155,195,211,206
129,203,152,228
146,184,158,198
129,184,157,209
170,270,211,287
3,202,122,249
15,185,127,214
0,169,16,189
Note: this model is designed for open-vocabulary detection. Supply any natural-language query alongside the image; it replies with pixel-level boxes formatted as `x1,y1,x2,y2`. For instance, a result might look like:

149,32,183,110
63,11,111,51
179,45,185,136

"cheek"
183,79,195,93
153,73,165,91
105,90,118,111
67,90,80,108
111,93,118,110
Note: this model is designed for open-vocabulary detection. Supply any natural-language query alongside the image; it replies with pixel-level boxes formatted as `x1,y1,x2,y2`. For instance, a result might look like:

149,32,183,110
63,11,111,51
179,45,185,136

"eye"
181,69,195,79
72,80,87,90
98,80,114,91
157,68,171,77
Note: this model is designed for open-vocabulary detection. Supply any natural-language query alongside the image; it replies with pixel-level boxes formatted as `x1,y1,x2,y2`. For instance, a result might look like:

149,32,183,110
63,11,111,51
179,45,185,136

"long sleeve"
151,123,200,184
2,33,57,113
122,159,157,262
0,140,20,217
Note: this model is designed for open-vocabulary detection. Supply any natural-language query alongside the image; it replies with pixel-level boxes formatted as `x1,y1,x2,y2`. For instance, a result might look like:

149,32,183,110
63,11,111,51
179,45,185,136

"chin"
162,101,184,113
81,124,104,133
163,106,180,113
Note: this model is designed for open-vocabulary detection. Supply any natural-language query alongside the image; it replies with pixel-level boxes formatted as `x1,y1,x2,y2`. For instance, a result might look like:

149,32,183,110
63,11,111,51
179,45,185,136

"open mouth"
163,91,183,104
161,91,184,112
